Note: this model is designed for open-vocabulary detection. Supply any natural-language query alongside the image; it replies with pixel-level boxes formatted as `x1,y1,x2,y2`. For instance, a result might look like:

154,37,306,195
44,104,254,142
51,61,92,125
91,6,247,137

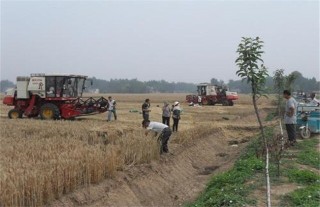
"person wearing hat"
107,96,117,121
142,98,151,121
162,102,171,126
142,119,172,154
172,101,181,132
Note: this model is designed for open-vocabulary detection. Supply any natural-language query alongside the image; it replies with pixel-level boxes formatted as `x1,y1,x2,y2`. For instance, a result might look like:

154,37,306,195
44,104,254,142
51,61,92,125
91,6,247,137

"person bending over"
142,120,172,154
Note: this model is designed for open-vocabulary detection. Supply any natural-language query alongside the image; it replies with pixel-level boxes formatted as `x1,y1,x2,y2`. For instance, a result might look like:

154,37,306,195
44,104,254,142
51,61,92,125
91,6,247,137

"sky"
1,0,319,84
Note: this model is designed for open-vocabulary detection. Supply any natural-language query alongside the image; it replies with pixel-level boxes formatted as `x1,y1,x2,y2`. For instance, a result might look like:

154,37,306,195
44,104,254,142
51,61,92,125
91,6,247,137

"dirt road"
51,130,249,207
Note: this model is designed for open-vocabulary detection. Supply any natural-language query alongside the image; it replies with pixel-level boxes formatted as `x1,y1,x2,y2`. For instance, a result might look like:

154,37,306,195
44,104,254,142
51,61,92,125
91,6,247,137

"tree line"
212,71,319,94
1,71,318,94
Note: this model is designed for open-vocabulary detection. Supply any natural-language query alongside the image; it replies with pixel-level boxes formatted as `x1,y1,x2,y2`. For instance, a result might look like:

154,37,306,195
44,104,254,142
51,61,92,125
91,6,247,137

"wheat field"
0,93,274,206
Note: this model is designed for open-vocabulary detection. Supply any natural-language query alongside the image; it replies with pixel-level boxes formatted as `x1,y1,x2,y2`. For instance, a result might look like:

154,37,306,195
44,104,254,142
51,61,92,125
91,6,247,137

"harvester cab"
3,74,108,120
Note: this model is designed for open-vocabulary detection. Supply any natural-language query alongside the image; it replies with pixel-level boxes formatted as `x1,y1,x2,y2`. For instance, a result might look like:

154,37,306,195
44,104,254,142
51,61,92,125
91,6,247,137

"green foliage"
0,80,15,92
186,134,265,207
235,37,269,97
188,126,319,207
90,77,196,93
296,138,320,169
279,137,320,207
210,78,225,86
265,111,277,121
281,184,320,207
273,69,285,93
285,73,297,92
286,168,320,184
229,72,319,94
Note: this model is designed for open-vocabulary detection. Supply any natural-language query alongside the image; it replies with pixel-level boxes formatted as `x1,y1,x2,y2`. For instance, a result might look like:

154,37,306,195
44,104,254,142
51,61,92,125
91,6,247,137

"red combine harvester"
186,83,238,106
3,74,108,119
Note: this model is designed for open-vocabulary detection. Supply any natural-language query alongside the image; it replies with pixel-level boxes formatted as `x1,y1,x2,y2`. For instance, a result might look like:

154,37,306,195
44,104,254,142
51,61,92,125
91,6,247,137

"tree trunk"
252,94,271,207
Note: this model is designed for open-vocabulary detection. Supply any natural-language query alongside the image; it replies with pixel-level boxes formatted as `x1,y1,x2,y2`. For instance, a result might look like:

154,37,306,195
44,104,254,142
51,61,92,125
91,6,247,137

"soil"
50,131,248,207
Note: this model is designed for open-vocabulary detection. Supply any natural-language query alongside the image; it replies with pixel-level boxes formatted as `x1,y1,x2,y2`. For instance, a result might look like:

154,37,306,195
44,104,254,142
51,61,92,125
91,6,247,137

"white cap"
174,101,179,106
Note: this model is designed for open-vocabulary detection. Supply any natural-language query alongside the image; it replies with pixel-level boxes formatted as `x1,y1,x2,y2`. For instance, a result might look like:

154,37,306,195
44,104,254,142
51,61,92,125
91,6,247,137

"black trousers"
143,113,149,121
172,118,179,132
162,116,170,126
159,127,172,153
285,124,296,142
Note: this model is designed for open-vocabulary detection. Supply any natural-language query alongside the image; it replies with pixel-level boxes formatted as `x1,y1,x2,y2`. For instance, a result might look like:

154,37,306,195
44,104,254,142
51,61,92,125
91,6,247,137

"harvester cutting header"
3,74,108,119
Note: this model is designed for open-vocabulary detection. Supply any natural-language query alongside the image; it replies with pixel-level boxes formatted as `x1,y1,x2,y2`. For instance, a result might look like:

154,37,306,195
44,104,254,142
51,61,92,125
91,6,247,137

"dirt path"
50,131,248,207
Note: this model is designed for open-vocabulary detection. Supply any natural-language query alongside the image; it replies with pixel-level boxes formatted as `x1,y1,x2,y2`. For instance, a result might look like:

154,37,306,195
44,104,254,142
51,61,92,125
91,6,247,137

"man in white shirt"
142,120,172,154
107,96,117,121
310,93,320,106
283,90,297,145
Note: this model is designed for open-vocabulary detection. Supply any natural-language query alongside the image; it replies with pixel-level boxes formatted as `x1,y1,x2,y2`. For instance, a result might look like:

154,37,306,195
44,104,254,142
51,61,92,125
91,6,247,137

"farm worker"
197,96,202,105
172,101,181,132
310,93,320,106
65,79,75,97
142,119,172,154
46,86,55,97
142,98,151,121
283,90,298,146
107,96,117,121
162,102,171,126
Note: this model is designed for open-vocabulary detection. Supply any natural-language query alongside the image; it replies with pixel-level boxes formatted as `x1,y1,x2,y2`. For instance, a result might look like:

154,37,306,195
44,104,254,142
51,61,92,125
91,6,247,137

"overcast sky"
1,0,319,83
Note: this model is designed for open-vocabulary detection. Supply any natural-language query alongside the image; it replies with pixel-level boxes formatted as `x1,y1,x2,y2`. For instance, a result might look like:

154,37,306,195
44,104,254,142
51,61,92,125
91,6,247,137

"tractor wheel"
300,128,311,139
8,109,22,119
228,100,234,106
40,103,60,120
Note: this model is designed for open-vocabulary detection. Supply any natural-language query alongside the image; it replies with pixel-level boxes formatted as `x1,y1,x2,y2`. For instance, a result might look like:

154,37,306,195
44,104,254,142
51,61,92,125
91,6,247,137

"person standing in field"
107,96,117,121
142,119,172,154
310,93,320,106
283,90,297,146
197,95,202,105
162,102,171,126
172,101,181,132
142,98,151,121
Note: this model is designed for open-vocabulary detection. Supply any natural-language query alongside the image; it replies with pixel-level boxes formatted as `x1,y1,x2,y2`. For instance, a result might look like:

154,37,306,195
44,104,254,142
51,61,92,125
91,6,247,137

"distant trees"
1,72,318,94
89,77,196,93
0,80,15,92
210,78,224,86
228,71,319,93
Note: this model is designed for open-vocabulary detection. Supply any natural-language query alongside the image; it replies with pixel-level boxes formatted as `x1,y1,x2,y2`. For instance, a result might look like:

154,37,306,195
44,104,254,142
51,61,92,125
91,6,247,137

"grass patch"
295,137,320,169
187,127,320,207
280,184,320,207
186,130,268,207
286,168,320,185
265,111,277,121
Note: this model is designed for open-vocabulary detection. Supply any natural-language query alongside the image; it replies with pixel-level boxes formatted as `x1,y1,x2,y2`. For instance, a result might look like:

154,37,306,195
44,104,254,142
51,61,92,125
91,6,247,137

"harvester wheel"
228,100,234,106
222,100,229,106
8,109,22,119
40,103,60,120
